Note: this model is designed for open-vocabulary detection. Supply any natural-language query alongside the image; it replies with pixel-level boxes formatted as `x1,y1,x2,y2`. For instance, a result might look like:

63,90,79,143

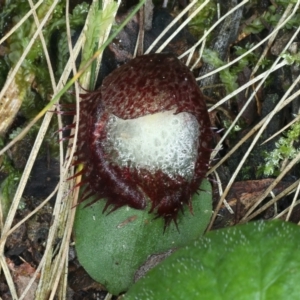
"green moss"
244,2,300,35
202,48,238,94
0,4,66,194
258,121,300,177
281,52,300,66
0,137,21,220
240,165,252,180
188,0,217,40
2,1,88,106
0,1,89,158
0,58,9,89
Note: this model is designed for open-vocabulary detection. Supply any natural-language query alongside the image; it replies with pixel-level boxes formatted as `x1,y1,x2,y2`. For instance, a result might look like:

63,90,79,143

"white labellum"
103,109,199,180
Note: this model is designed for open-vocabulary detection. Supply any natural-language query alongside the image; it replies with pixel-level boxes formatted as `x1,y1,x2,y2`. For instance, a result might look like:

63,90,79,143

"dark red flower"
75,53,212,228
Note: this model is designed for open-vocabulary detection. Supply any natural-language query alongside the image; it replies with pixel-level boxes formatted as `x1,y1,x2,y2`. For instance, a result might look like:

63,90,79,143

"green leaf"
125,220,300,300
80,0,118,88
74,179,212,295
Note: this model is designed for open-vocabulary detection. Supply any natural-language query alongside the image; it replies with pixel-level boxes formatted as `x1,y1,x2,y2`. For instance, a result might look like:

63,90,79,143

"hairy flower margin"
73,53,212,229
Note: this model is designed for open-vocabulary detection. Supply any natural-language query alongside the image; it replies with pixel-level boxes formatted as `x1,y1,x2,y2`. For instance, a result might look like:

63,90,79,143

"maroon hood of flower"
75,53,212,228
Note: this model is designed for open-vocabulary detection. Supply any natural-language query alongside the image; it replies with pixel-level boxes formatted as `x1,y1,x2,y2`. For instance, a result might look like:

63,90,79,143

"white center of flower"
103,109,199,179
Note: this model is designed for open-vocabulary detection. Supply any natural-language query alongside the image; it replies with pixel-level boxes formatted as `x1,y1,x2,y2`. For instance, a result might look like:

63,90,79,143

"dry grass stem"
0,0,59,115
190,29,206,70
155,0,210,54
285,181,300,221
145,0,199,54
244,180,300,222
213,171,234,214
1,0,300,297
275,200,300,220
250,3,294,78
179,0,249,60
261,113,300,145
0,0,44,45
